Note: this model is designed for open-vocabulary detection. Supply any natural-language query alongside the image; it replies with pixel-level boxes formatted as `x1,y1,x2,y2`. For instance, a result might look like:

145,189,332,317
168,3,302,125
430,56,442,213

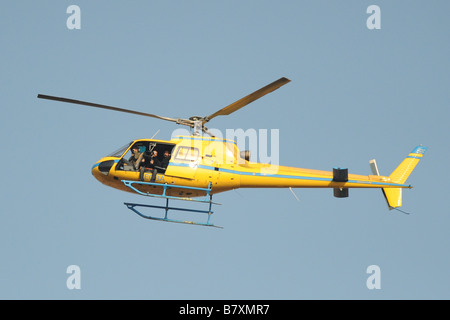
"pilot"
128,145,142,170
121,145,142,171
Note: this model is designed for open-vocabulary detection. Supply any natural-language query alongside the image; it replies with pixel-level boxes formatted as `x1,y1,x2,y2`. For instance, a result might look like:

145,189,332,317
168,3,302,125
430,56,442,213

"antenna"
150,129,160,139
289,187,300,202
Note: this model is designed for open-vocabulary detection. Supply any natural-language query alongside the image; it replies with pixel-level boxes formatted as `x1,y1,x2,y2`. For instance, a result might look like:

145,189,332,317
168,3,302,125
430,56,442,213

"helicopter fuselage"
91,135,411,200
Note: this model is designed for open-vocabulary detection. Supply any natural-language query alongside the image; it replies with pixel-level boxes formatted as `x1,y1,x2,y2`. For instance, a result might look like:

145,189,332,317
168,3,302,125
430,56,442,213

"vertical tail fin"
389,146,428,184
382,146,428,209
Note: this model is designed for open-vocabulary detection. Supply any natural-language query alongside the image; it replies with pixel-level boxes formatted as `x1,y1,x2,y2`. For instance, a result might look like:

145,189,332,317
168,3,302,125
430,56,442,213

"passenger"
148,150,161,182
139,150,161,182
160,150,171,169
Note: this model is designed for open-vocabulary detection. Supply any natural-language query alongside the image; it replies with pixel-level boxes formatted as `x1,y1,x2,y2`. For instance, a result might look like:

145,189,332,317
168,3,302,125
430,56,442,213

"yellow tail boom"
382,146,428,209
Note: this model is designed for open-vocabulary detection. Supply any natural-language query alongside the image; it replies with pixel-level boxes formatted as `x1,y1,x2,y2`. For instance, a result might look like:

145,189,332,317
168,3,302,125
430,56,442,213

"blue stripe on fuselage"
168,162,410,187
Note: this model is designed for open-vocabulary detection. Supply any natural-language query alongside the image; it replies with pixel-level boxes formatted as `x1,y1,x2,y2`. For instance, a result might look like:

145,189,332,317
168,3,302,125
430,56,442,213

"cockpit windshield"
107,142,133,158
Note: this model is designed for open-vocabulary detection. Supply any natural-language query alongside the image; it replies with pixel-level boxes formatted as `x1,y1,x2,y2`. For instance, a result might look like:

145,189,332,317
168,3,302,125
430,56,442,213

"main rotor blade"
37,94,180,123
204,77,290,122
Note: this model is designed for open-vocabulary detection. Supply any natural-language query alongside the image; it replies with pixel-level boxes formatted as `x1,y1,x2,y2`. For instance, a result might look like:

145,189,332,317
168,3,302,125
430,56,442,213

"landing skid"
122,180,223,228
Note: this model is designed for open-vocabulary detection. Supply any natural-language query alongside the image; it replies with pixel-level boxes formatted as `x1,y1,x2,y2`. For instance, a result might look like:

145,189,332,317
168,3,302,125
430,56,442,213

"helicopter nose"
92,160,115,176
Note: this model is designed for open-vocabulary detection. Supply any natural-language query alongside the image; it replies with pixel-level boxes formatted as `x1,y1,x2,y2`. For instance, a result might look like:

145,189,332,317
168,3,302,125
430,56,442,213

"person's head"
132,146,139,153
164,150,170,157
153,150,158,157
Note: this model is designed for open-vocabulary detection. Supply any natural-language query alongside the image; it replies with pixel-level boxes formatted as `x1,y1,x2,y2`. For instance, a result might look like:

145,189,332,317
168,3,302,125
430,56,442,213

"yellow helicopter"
37,77,427,228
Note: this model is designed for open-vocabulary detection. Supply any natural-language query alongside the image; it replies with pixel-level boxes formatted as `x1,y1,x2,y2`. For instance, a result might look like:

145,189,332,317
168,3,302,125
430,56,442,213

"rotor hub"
189,116,204,121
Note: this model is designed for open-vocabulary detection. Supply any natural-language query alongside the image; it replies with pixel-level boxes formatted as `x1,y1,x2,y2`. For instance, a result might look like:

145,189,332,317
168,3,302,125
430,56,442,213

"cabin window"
175,146,199,162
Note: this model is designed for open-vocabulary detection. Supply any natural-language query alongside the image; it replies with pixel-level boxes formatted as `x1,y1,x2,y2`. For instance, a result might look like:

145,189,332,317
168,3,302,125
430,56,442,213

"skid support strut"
122,181,222,228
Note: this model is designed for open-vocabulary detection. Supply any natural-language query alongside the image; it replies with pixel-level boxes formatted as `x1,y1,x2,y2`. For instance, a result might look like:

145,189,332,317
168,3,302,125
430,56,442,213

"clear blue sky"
1,1,449,299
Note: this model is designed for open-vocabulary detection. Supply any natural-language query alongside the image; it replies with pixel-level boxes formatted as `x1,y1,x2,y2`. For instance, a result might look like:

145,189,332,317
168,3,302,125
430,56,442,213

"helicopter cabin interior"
115,140,176,173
